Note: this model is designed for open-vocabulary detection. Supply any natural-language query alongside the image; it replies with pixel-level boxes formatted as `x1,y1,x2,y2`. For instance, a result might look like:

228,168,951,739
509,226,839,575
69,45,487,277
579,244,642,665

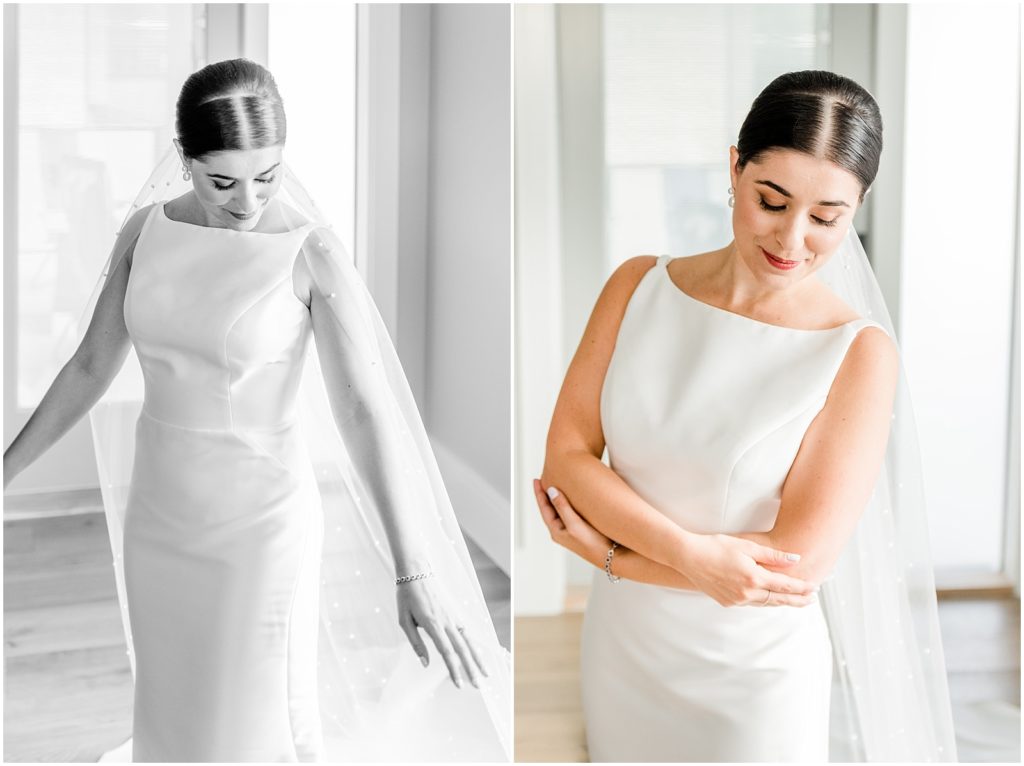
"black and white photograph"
513,3,1020,763
3,3,511,762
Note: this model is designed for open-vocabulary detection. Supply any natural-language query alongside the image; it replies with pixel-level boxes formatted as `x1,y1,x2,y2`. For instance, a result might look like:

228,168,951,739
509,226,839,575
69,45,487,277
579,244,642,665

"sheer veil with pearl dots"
81,143,510,762
812,226,956,761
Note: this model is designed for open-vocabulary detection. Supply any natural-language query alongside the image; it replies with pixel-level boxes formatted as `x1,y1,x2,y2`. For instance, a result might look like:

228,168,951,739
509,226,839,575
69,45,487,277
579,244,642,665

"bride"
3,58,509,762
534,70,955,762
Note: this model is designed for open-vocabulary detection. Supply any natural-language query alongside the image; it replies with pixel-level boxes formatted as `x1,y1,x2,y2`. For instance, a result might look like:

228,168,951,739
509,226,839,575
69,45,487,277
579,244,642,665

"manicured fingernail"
419,655,428,667
785,553,801,561
454,675,462,688
546,487,560,500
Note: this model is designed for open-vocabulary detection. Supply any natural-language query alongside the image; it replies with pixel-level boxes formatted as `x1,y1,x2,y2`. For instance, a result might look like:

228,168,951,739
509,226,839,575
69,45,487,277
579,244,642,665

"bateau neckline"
159,201,310,235
659,256,863,334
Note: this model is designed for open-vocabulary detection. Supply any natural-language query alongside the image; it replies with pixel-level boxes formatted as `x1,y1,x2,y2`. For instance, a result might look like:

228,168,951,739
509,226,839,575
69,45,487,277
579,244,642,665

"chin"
221,205,266,230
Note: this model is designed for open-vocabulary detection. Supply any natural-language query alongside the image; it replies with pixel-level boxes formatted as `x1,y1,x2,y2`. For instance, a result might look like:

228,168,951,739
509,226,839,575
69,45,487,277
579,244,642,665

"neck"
708,241,808,313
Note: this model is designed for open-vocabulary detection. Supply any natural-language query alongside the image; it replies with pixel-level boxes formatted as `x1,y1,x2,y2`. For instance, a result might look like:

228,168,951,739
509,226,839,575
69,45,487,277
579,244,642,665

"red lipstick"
761,247,801,271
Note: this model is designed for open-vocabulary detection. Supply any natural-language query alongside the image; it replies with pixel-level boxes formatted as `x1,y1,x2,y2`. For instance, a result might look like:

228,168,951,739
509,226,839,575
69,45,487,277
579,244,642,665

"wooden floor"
3,507,510,763
514,597,1021,763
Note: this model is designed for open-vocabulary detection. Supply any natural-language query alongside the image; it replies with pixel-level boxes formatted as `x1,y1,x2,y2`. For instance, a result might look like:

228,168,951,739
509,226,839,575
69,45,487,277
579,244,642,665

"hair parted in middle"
175,58,287,162
735,70,883,203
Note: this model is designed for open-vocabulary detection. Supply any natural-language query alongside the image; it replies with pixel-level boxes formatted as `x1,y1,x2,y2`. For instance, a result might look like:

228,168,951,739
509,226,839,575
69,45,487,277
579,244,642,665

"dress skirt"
123,409,326,762
580,573,833,762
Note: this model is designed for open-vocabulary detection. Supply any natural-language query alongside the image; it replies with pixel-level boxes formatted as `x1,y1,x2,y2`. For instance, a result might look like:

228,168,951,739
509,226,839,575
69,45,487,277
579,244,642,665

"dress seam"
223,273,294,431
718,323,884,528
599,257,666,449
719,400,825,528
138,406,297,435
123,204,163,339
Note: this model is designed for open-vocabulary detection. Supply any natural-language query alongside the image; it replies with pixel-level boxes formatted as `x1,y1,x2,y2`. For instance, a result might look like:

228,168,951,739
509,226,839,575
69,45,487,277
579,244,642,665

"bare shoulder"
120,202,159,268
595,255,660,318
291,231,319,307
292,226,338,307
830,324,899,407
546,255,661,456
570,254,663,379
607,254,659,288
848,323,898,370
567,255,661,380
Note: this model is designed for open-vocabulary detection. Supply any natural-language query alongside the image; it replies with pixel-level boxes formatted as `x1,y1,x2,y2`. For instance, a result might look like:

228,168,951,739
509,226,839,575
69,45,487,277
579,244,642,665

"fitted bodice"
600,254,885,535
125,203,315,431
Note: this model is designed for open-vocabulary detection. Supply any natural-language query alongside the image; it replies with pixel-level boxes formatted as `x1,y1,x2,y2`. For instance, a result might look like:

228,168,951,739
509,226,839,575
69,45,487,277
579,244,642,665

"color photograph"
513,3,1020,763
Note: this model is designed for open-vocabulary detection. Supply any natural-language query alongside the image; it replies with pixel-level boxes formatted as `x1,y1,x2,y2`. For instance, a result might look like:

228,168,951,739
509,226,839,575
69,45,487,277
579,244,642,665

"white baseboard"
3,486,104,521
428,437,510,575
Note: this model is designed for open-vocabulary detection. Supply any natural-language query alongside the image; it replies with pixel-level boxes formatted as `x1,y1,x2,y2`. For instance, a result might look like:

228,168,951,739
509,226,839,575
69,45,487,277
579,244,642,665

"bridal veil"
81,144,511,762
815,225,957,761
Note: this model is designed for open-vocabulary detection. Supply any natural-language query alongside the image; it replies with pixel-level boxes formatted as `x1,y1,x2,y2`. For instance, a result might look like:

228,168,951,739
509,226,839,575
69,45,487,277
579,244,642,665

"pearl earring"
182,164,192,182
727,186,735,208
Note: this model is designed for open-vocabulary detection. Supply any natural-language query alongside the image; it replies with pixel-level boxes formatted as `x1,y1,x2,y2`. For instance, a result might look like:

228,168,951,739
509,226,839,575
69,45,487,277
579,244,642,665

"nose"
234,183,261,214
774,212,806,255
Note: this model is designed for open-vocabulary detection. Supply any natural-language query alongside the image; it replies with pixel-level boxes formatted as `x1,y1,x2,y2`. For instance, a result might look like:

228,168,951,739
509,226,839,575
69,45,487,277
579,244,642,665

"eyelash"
758,196,838,228
212,176,275,191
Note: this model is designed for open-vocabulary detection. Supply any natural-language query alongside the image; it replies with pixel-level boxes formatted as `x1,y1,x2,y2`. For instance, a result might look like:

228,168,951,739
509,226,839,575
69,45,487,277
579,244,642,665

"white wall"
423,4,511,571
900,4,1019,570
513,3,570,614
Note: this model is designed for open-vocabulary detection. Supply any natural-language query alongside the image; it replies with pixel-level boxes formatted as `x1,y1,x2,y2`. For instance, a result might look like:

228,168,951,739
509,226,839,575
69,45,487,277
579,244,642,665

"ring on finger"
762,589,772,606
456,625,466,634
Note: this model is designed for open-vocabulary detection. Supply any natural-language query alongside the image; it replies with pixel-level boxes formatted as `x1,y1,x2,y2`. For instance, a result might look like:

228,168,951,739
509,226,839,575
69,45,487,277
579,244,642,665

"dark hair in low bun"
175,58,286,161
736,70,883,202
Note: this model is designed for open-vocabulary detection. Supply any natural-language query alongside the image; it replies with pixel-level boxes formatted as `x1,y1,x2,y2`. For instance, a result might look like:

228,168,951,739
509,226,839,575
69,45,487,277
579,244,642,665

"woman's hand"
533,479,611,568
535,478,818,608
681,533,819,608
396,576,490,689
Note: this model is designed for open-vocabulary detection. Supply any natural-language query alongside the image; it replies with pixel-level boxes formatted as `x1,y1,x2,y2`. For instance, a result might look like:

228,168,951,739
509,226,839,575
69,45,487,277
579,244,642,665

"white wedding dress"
121,202,325,761
93,177,510,762
581,254,886,762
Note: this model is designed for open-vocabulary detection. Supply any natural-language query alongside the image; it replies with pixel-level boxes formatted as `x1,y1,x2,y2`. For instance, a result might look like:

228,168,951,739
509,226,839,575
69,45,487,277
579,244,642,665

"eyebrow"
754,179,850,208
206,162,281,181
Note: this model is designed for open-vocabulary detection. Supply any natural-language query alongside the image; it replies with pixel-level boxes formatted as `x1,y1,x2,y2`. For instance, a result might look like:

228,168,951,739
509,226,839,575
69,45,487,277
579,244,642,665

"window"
603,3,831,272
14,4,204,409
267,3,357,258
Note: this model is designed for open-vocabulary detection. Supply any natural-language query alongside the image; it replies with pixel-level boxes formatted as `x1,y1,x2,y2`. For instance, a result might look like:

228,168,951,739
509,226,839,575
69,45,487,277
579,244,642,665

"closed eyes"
212,176,276,191
758,196,839,228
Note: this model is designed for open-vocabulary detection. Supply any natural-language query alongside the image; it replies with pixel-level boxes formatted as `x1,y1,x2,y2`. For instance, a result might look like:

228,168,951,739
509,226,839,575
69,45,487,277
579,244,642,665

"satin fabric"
123,202,324,761
91,149,512,760
582,255,886,762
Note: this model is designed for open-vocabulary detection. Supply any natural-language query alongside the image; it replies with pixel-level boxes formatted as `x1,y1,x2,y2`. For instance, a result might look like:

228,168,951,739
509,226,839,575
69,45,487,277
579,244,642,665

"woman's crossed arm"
540,255,821,607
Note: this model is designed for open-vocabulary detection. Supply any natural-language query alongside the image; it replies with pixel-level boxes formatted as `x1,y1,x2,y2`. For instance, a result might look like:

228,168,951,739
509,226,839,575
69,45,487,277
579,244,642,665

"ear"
728,145,740,190
172,138,188,168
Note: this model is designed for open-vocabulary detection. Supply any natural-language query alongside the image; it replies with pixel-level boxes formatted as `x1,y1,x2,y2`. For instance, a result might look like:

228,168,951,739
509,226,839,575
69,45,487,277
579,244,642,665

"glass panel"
267,4,357,257
17,4,204,408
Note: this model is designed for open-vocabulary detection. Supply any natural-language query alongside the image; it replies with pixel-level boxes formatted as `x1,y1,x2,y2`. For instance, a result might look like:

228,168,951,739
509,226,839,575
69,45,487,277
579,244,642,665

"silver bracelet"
604,542,622,583
395,571,433,585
